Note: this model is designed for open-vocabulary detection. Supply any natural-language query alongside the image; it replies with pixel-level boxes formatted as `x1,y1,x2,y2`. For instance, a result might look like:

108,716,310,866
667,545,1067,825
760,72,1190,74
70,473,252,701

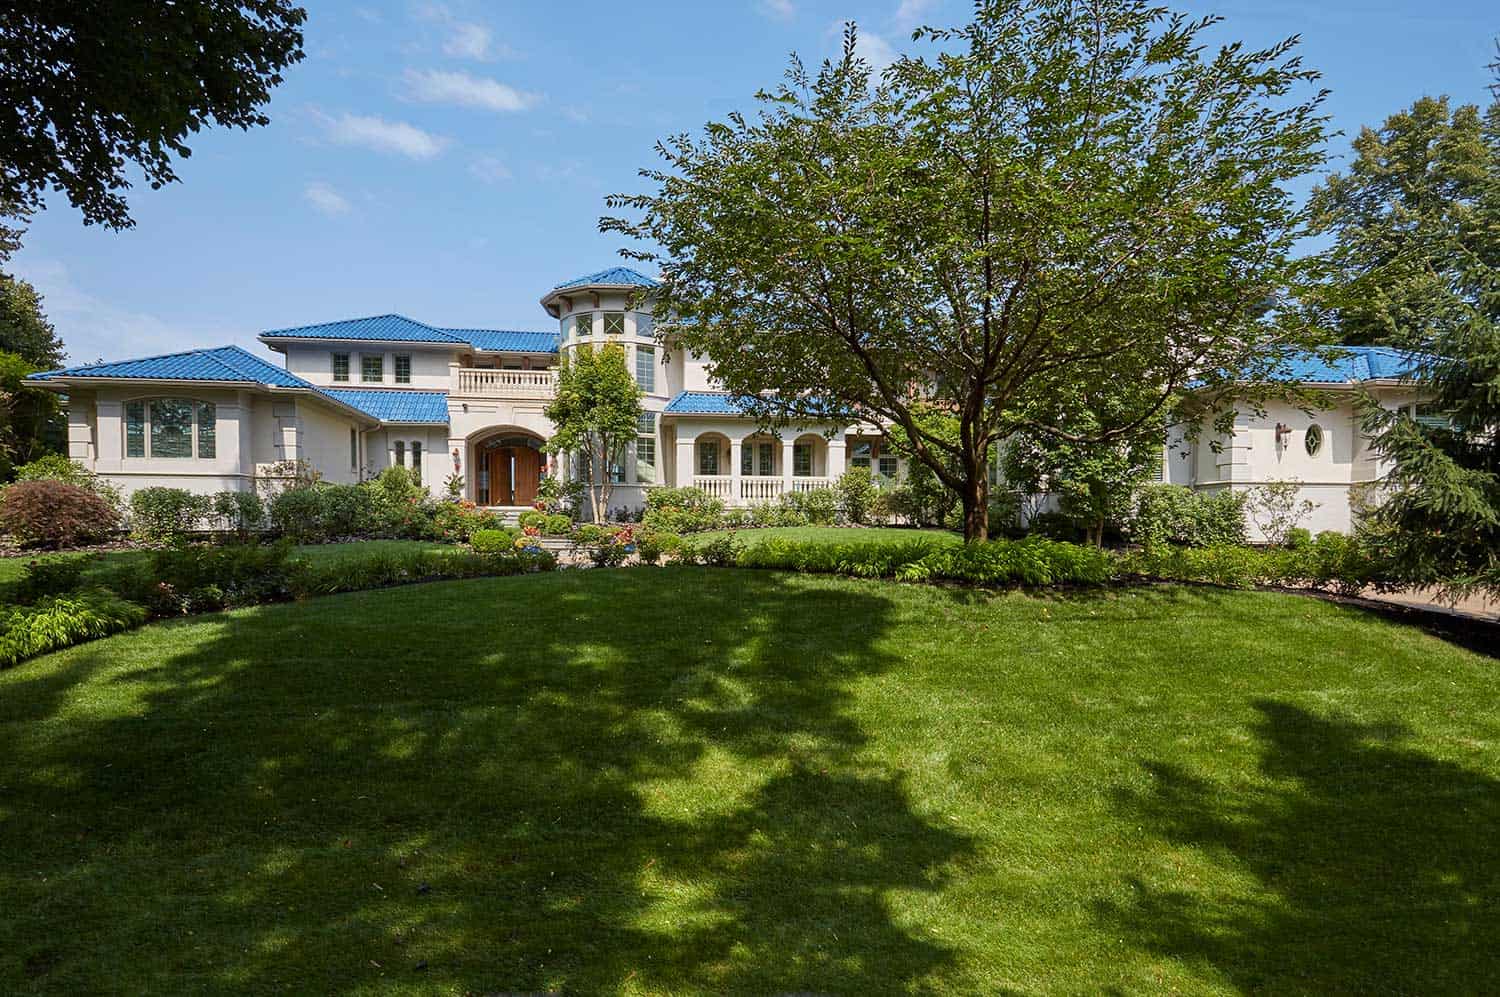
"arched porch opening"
792,432,831,483
690,431,732,501
469,426,548,507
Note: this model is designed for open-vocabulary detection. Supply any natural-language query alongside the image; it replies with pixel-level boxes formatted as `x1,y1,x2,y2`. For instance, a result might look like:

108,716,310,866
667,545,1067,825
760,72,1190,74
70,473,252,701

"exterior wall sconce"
1274,422,1292,449
451,447,461,471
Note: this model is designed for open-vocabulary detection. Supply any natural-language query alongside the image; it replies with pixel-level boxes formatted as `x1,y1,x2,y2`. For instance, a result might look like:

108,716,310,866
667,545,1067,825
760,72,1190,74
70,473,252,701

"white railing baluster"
451,368,557,399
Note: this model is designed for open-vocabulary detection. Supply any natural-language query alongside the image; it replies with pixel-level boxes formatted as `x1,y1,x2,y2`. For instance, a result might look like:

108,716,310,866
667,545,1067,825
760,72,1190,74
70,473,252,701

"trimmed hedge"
291,547,555,597
691,533,1375,593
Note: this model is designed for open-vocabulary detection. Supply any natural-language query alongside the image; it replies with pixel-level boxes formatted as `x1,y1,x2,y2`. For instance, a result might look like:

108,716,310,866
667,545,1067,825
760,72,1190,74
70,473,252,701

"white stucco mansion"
29,265,1426,537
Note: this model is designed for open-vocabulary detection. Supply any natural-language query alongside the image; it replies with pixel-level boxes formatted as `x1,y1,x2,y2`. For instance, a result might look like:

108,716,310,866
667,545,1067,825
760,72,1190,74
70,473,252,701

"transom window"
575,313,593,339
635,345,656,392
332,352,350,382
603,312,626,337
394,354,411,384
361,354,384,383
1305,423,1324,457
124,399,216,459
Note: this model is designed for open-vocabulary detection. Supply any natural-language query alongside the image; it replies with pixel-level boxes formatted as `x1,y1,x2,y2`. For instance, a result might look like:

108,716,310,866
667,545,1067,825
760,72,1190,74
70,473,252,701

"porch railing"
451,367,556,398
692,475,734,500
691,475,836,503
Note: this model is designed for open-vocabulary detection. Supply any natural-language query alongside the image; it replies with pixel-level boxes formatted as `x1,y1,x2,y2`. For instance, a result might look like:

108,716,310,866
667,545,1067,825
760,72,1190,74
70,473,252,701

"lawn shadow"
0,567,972,993
1099,699,1500,991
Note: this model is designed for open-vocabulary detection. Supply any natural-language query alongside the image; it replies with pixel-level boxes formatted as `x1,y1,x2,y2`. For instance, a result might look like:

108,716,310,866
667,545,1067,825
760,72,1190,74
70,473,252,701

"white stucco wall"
281,343,458,389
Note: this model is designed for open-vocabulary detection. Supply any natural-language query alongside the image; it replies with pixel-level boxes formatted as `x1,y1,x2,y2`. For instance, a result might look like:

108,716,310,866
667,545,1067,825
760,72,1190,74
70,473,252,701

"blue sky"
10,0,1498,366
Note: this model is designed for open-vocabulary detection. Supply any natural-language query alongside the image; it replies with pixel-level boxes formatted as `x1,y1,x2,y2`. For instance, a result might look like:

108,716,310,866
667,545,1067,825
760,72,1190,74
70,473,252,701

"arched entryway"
473,429,546,507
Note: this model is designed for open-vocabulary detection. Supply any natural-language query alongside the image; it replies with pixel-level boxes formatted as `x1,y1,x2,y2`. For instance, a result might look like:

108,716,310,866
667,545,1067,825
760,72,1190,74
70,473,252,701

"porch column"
827,435,847,480
729,437,743,504
676,437,695,488
782,437,795,493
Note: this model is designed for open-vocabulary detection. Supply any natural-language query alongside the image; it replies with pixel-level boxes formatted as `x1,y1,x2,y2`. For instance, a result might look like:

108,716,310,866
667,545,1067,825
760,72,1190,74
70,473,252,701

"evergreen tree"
1322,49,1500,597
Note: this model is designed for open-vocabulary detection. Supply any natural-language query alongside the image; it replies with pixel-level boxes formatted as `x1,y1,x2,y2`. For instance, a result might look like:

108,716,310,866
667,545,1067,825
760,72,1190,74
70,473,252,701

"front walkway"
1363,588,1500,624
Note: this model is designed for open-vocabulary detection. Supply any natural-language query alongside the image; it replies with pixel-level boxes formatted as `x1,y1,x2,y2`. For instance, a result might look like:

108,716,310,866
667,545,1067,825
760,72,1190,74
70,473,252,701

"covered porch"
678,429,844,505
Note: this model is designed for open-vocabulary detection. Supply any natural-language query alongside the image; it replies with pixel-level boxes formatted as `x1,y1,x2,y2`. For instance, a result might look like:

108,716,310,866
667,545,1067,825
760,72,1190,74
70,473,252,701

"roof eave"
257,334,466,349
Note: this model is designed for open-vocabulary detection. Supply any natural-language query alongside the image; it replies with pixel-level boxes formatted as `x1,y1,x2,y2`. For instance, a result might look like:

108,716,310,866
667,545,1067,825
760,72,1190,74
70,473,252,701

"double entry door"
485,446,540,506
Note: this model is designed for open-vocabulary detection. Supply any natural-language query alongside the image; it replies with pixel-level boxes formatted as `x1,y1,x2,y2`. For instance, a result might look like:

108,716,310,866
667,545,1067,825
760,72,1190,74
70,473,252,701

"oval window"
1305,423,1323,457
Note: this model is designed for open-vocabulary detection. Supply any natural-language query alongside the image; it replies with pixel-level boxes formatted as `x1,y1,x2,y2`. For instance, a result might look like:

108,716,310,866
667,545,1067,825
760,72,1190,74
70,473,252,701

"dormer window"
603,312,625,337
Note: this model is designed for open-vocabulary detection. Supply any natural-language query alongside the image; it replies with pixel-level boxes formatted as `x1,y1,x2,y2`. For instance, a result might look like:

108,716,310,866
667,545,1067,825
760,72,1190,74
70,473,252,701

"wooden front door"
511,447,540,506
485,446,541,506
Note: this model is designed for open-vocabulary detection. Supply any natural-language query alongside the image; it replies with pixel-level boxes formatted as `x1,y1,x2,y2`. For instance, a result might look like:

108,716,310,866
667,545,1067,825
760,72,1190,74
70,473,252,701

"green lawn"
697,524,962,545
1,569,1495,993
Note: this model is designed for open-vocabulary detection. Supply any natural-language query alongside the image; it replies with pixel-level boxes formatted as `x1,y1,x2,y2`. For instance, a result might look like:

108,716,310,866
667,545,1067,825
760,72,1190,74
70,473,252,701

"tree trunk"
961,468,989,543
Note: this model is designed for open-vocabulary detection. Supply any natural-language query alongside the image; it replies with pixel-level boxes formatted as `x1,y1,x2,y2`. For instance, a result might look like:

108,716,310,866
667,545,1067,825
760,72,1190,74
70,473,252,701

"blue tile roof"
262,314,466,343
552,266,660,291
664,391,746,415
29,345,314,388
448,329,560,354
323,388,449,424
262,314,557,353
1268,346,1427,384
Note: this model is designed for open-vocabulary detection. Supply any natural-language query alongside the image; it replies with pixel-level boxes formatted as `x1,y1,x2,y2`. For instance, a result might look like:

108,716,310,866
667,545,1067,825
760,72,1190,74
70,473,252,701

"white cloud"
443,21,491,59
303,181,353,217
894,0,937,31
8,258,246,363
323,112,448,159
760,0,795,20
854,30,897,73
468,156,512,183
405,69,539,112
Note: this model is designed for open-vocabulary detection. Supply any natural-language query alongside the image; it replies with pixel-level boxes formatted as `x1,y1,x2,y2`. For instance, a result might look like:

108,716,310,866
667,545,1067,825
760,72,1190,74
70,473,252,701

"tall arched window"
124,399,216,459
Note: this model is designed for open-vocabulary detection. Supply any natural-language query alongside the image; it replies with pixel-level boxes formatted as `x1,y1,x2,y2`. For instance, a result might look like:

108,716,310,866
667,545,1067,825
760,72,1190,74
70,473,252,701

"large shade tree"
0,1,306,230
1319,51,1500,597
605,0,1329,540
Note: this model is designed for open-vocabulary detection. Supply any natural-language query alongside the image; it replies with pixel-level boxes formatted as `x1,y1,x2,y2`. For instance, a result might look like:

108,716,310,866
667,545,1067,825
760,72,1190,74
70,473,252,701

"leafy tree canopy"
0,1,306,229
1002,390,1160,546
1327,51,1500,597
606,0,1329,539
1307,94,1495,347
545,344,643,523
0,274,64,369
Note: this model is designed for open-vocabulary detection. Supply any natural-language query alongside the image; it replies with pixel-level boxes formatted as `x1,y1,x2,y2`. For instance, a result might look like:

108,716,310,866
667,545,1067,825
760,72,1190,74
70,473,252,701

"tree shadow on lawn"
0,569,973,993
1099,699,1500,991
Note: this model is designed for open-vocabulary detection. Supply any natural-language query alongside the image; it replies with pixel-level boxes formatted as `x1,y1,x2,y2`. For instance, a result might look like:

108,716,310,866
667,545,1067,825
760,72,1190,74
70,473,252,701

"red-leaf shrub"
0,479,120,548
